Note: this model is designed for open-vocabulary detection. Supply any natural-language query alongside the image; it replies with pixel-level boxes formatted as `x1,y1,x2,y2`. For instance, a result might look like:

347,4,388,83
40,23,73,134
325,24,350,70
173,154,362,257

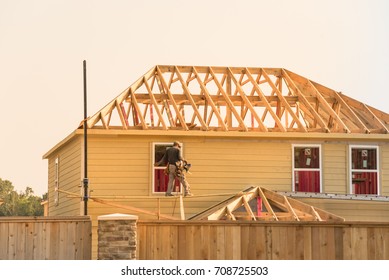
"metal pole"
83,60,89,216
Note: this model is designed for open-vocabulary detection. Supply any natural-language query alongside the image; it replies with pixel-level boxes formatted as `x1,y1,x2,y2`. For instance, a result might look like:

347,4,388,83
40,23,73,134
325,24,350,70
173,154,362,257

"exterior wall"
45,131,389,258
381,143,389,196
79,134,389,221
87,135,294,219
47,136,82,216
322,144,347,194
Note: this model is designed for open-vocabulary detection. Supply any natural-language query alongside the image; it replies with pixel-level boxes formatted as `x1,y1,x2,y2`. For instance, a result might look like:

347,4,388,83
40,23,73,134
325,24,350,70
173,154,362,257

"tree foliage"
0,178,44,216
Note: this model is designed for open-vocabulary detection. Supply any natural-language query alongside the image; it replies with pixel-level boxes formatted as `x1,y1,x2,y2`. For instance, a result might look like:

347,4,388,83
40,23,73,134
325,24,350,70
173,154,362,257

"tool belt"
164,160,192,177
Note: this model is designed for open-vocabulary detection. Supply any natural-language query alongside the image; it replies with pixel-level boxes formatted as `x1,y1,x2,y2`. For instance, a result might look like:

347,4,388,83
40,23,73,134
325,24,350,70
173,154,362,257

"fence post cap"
97,213,138,221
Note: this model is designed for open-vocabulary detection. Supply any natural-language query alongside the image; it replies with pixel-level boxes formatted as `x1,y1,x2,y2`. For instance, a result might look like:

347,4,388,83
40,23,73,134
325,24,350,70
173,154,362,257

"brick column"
97,213,138,260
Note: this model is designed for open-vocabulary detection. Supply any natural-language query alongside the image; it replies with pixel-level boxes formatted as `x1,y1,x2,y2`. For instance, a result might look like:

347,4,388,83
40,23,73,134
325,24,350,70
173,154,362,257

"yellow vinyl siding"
322,144,347,194
186,140,292,193
44,131,389,258
380,144,389,196
47,136,82,216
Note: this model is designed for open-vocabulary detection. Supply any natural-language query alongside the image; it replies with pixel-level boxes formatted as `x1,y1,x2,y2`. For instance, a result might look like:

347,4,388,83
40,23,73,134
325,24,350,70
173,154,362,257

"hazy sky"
1,0,388,196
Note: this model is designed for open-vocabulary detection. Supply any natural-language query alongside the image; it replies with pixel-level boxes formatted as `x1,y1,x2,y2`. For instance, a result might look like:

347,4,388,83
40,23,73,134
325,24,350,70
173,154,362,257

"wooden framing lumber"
81,65,389,135
189,186,344,222
174,66,208,130
209,67,248,131
91,197,180,220
192,67,228,131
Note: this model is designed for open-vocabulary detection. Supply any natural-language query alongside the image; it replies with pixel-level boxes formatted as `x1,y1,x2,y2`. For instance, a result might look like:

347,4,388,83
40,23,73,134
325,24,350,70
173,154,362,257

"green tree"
0,178,44,216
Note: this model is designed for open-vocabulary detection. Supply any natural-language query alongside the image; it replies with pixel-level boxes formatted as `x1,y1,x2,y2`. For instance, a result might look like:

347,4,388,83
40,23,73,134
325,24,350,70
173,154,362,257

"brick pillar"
97,213,138,260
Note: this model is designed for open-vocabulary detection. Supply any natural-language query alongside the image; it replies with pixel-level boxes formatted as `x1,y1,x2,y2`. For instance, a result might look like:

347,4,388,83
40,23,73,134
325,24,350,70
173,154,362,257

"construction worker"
155,141,193,197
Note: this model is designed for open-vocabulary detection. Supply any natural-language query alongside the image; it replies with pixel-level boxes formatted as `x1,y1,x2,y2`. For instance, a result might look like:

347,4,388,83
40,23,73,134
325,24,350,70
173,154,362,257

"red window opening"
153,143,181,194
293,146,321,193
351,147,378,195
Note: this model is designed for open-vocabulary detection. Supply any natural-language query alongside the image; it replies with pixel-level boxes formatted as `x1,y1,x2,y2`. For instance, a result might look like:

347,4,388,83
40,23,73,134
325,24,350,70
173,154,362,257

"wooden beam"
115,100,128,129
143,77,168,130
262,69,308,132
156,66,188,130
306,80,351,133
281,69,330,132
87,66,156,128
258,187,278,221
332,92,370,133
283,196,299,221
245,68,286,132
242,196,256,221
362,104,389,133
227,67,268,132
91,197,179,220
193,67,228,131
128,89,148,129
209,67,248,131
174,66,208,130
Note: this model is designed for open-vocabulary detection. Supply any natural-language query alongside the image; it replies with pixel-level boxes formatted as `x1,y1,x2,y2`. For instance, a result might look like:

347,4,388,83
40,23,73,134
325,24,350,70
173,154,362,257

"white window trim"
348,145,380,195
292,144,322,193
151,142,183,195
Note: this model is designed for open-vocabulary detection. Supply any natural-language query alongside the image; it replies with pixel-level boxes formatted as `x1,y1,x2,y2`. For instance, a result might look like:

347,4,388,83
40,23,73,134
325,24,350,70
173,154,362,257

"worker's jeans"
167,164,191,195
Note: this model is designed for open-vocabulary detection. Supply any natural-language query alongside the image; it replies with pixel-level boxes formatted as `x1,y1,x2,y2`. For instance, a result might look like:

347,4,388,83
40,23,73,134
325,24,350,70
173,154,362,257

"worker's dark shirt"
159,146,183,165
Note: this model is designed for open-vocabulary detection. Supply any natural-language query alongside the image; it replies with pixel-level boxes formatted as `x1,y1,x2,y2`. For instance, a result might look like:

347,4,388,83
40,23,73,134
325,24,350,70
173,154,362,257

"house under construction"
43,65,389,256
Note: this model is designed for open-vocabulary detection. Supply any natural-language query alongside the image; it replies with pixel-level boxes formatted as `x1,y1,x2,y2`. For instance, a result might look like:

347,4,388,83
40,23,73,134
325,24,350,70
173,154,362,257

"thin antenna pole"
83,60,89,216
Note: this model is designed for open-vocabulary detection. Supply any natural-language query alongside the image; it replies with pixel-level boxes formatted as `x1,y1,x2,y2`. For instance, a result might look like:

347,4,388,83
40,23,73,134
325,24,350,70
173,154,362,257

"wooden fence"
137,220,389,260
0,216,91,260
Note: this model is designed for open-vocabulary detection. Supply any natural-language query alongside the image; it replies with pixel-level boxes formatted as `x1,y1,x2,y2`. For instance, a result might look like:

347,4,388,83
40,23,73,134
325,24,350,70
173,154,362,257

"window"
293,145,321,193
54,156,59,206
152,143,181,194
350,146,379,195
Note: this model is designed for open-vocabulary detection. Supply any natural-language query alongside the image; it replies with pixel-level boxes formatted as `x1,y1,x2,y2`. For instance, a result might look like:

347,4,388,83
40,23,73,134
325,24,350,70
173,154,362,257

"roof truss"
85,65,389,134
189,186,345,222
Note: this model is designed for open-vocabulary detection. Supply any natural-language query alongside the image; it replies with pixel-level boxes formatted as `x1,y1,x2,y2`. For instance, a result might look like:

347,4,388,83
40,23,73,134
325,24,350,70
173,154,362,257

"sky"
0,0,388,196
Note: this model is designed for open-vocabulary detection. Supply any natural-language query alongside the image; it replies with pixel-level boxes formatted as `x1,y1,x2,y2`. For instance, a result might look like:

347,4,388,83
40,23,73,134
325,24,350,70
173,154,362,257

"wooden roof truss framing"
85,65,389,134
189,186,345,222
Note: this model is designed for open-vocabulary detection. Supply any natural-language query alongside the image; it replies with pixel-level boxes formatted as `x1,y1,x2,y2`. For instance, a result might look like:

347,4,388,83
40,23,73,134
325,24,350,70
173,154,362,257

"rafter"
82,65,389,134
174,66,208,130
189,186,344,222
262,69,307,132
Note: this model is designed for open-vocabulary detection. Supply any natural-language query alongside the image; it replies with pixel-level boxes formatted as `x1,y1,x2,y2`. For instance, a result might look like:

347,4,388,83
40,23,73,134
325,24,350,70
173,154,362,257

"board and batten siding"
47,136,82,216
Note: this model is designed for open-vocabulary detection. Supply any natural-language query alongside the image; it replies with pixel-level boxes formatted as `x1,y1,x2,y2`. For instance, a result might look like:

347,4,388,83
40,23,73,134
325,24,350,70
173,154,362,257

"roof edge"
73,127,389,141
42,130,78,159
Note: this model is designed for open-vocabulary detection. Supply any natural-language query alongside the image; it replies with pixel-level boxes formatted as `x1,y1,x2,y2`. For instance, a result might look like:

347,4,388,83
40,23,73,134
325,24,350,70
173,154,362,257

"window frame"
151,142,183,195
292,144,322,193
349,145,380,195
